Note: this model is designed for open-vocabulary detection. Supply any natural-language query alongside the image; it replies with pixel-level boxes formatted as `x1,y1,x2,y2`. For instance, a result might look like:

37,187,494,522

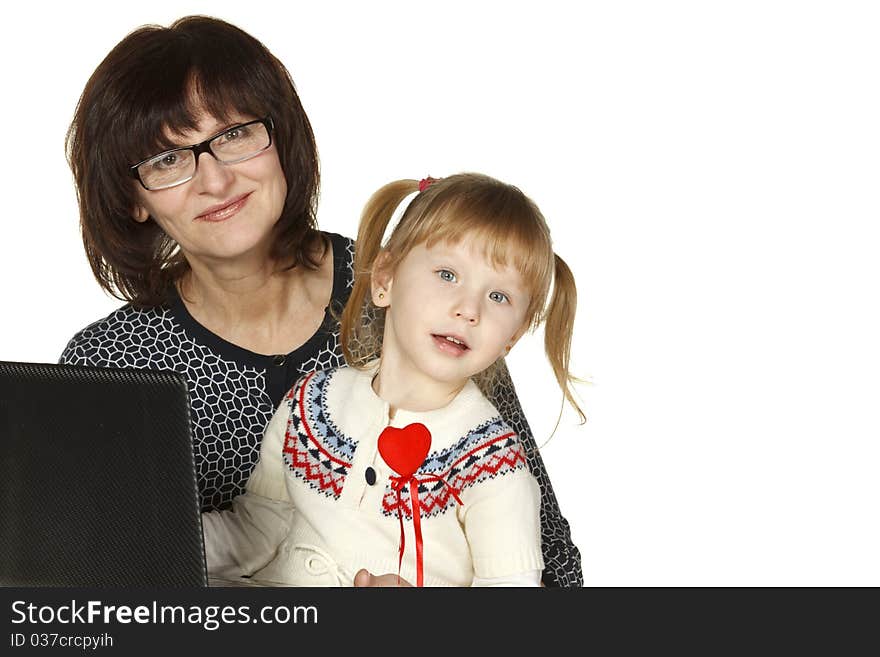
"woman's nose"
193,151,235,193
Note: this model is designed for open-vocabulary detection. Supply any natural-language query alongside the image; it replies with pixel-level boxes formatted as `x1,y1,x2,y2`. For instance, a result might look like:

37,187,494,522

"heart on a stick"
378,423,432,479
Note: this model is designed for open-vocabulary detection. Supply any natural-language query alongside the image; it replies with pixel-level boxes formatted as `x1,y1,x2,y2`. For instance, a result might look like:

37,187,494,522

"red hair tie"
418,177,437,193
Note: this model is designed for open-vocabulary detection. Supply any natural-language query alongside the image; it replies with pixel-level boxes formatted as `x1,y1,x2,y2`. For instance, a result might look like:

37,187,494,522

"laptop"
0,360,207,587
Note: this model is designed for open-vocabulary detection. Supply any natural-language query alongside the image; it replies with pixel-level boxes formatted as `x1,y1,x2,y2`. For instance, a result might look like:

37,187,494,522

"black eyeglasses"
130,117,274,191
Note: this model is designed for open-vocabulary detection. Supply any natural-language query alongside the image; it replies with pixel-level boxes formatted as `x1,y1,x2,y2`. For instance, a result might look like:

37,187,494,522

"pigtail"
544,253,587,424
340,179,419,367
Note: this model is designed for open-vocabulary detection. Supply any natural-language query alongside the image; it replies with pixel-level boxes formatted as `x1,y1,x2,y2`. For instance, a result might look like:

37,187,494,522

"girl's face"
131,110,288,269
374,239,531,388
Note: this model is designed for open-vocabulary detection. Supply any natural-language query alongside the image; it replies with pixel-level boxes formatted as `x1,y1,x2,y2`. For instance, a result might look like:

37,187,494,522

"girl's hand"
353,568,413,587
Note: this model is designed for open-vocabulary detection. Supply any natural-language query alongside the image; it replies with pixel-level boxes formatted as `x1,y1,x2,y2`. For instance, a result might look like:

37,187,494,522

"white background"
1,1,878,586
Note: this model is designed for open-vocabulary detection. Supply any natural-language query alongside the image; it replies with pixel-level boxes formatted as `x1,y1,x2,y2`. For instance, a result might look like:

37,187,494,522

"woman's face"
132,111,288,268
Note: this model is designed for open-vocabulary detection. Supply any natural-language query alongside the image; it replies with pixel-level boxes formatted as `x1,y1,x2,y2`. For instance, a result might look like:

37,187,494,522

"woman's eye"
153,153,181,170
222,125,250,142
437,269,456,283
489,291,509,304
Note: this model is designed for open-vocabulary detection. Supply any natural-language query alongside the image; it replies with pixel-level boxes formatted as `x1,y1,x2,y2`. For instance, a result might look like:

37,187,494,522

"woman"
60,15,582,587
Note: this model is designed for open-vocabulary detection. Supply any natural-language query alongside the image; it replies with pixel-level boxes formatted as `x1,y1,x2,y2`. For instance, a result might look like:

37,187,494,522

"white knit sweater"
203,363,543,586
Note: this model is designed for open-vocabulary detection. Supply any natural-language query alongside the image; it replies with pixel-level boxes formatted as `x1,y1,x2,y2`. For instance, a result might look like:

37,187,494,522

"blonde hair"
340,172,585,423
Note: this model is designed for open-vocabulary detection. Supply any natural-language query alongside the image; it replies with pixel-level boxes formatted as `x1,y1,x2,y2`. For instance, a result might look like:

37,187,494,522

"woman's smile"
195,192,252,223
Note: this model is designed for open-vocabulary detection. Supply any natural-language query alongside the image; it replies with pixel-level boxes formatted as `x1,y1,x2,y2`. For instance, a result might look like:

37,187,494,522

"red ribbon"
389,473,462,587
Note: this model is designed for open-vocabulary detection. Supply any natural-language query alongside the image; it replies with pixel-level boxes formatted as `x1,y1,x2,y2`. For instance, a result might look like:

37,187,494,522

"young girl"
203,173,583,586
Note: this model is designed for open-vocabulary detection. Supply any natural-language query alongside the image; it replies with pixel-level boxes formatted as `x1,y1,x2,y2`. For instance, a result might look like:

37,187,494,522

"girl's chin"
418,357,492,385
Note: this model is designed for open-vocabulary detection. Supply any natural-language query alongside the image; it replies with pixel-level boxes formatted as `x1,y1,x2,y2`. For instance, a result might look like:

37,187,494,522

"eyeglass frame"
129,116,275,191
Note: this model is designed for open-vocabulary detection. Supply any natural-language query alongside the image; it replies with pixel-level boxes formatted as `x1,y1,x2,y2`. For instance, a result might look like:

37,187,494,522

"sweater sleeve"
458,468,544,580
202,394,294,578
476,360,584,587
472,569,542,587
58,320,107,367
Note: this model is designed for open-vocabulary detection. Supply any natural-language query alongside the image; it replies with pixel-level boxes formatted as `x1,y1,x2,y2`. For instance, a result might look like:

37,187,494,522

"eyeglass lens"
137,120,271,190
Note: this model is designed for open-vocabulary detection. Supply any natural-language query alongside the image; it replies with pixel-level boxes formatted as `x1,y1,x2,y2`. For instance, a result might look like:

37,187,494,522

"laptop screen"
0,361,207,587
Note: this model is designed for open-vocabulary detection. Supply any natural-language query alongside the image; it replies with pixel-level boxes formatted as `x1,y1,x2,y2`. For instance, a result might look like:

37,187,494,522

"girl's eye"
437,269,456,283
489,291,509,304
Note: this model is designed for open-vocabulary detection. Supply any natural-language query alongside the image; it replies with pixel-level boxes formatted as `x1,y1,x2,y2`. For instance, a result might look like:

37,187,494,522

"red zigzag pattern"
382,435,527,519
282,372,351,498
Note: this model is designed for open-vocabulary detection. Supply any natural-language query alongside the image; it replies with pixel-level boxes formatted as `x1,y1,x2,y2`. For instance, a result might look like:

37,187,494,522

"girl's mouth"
432,334,470,356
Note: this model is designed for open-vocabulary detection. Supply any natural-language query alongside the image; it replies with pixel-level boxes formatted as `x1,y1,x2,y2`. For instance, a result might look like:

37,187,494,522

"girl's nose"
454,297,480,325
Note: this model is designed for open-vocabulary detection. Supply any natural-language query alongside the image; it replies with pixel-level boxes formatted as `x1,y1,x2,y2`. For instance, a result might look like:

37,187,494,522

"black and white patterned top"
60,231,582,587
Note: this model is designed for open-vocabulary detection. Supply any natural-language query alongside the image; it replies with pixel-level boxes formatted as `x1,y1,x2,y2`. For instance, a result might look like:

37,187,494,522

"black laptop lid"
0,361,207,587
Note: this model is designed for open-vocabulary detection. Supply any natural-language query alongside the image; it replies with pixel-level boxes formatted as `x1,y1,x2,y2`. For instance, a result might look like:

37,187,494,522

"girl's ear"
500,321,529,358
512,322,530,347
371,251,393,307
501,320,531,358
511,321,530,346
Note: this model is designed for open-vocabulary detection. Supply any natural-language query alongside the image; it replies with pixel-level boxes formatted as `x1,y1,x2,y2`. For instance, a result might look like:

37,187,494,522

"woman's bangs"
125,62,269,165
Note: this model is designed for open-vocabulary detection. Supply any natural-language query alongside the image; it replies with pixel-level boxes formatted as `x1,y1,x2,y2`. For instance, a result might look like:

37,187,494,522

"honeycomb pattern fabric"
59,231,582,587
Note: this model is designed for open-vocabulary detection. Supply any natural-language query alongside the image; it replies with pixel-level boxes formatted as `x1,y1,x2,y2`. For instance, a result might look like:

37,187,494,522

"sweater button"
364,467,377,486
273,355,286,366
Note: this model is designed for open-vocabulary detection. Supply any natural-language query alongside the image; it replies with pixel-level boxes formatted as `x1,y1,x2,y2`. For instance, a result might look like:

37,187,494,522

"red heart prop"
378,423,432,479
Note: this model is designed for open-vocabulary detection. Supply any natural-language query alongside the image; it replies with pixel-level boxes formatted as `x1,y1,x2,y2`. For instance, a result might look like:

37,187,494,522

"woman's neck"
182,257,290,319
178,241,332,355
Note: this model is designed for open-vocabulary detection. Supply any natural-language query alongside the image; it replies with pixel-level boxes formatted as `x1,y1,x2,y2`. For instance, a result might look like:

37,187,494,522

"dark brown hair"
66,15,322,307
